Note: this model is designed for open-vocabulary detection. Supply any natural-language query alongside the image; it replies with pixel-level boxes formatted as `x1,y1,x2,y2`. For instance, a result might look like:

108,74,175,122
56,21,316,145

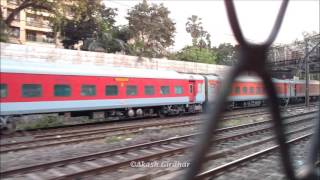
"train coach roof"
234,76,293,83
309,80,320,84
1,60,204,80
234,77,320,84
204,75,220,80
292,79,320,84
235,76,263,82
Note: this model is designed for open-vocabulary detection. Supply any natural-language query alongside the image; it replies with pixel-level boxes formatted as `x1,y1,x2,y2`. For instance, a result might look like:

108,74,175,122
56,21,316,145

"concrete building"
1,0,56,47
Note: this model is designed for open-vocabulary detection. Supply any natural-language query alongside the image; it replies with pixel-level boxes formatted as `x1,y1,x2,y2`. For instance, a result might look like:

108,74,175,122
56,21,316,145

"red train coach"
227,76,319,107
0,60,205,131
1,60,319,132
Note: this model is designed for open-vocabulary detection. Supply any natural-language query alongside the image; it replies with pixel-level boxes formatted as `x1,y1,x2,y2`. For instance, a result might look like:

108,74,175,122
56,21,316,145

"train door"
188,81,196,103
209,81,218,100
210,82,216,94
289,81,294,98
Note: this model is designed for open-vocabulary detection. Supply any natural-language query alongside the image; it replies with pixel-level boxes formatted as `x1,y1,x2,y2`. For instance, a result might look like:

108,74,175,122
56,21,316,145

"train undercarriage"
0,103,203,134
229,95,319,108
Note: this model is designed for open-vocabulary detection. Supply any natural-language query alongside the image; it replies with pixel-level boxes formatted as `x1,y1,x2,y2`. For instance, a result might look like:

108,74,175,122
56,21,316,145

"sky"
103,0,319,51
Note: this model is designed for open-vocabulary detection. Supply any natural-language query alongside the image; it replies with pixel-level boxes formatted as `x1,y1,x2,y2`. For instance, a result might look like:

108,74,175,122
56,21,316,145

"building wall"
1,0,56,47
0,42,230,75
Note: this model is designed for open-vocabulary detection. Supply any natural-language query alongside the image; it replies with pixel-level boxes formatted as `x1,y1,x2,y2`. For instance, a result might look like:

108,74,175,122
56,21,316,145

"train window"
81,85,96,96
0,84,8,98
106,85,118,96
144,86,154,95
22,84,42,97
189,84,193,94
235,87,240,94
126,85,137,96
161,86,170,95
54,85,71,97
175,86,183,94
250,87,254,94
242,87,247,94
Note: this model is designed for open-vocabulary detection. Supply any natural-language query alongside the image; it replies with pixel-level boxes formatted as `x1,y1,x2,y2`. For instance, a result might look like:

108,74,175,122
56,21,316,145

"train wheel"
0,116,16,134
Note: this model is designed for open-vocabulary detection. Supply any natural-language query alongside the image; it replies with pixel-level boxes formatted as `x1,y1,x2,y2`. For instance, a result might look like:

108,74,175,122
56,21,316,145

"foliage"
60,0,118,49
126,0,176,58
61,18,98,48
82,31,129,53
176,46,217,64
205,33,211,49
166,51,178,60
0,16,8,42
16,116,63,130
81,25,131,53
0,0,95,45
0,0,129,53
168,43,238,65
112,26,131,43
59,1,129,53
214,43,238,65
186,15,202,46
185,15,211,48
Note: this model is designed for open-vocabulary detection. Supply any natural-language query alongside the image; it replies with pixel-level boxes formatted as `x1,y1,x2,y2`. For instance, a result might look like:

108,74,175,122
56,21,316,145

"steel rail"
196,134,311,179
3,106,317,143
1,103,313,139
1,105,315,147
0,104,266,137
33,110,268,139
0,108,270,141
0,108,280,147
24,123,317,179
0,111,316,153
0,114,315,177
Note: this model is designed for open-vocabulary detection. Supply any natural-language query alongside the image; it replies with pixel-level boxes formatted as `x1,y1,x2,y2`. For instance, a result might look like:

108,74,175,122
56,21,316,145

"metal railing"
26,35,54,43
185,0,319,180
26,20,52,29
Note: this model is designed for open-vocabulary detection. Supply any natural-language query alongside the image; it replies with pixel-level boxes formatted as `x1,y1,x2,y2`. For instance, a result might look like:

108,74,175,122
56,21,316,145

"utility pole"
304,38,309,107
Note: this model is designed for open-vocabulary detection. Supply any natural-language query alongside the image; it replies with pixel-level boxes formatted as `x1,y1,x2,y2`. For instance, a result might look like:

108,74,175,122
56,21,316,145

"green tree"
0,16,8,42
181,15,215,63
83,26,131,54
185,15,211,49
186,15,202,46
60,0,118,49
176,46,217,64
215,43,238,65
166,51,178,60
205,33,211,49
126,0,176,58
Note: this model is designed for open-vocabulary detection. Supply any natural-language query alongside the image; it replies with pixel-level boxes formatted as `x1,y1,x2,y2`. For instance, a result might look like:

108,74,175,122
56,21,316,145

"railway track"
196,134,311,180
2,103,315,139
0,110,316,179
0,109,317,153
1,103,316,143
